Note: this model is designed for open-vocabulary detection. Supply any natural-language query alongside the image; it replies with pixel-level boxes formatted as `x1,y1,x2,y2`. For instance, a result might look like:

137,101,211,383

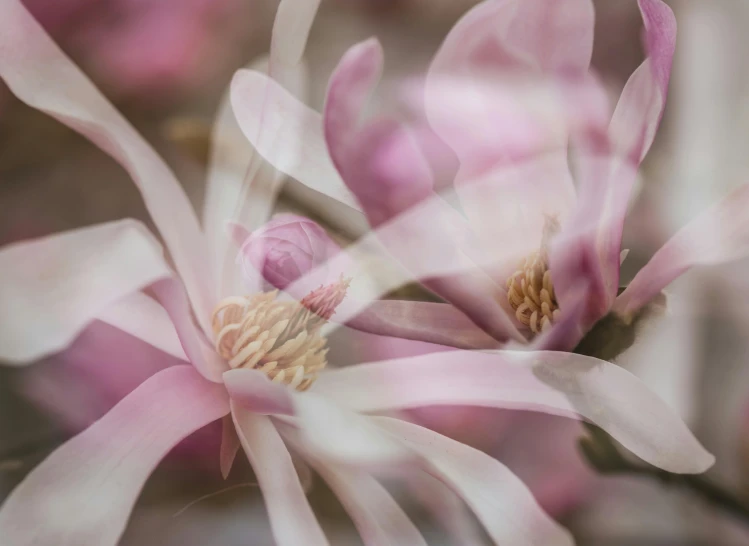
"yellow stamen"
211,279,350,391
506,217,561,335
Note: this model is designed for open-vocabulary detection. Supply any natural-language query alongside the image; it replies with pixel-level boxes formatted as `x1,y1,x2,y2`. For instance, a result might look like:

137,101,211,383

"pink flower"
0,1,716,545
231,0,749,358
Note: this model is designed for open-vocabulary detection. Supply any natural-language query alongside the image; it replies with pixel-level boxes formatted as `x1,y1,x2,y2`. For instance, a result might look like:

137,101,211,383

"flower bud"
238,214,341,289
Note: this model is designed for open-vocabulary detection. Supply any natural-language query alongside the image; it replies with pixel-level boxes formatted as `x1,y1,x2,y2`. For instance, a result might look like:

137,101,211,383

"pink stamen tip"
301,276,351,320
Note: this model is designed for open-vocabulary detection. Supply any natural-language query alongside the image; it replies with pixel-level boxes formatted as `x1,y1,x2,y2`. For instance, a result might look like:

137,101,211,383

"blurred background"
3,0,749,544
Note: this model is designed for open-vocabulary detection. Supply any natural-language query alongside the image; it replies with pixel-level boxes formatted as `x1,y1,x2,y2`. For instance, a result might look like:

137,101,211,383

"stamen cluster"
507,251,560,334
211,280,349,390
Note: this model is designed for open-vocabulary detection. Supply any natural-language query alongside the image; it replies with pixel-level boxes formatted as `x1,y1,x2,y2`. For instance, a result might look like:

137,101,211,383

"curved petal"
347,300,500,350
203,56,280,297
377,418,574,546
324,38,385,187
285,433,427,546
313,350,715,474
150,278,228,383
562,0,676,318
231,406,329,546
0,366,230,546
0,220,171,364
224,368,295,415
230,69,361,212
97,291,188,361
289,393,415,469
220,414,240,480
429,0,595,77
610,0,677,165
616,182,749,317
269,0,321,79
0,0,215,329
405,473,486,546
207,0,321,297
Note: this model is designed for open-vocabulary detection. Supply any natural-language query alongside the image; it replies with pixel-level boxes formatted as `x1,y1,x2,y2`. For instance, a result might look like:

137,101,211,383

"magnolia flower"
231,0,749,360
0,1,719,545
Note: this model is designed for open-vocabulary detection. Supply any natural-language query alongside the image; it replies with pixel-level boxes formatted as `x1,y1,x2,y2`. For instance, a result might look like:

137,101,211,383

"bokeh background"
3,0,749,544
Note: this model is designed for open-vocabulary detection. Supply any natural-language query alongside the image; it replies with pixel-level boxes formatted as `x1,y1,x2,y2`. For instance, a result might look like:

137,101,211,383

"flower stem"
580,423,749,525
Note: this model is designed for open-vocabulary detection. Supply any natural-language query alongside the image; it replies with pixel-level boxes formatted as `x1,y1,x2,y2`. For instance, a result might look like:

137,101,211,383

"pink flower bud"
238,214,341,290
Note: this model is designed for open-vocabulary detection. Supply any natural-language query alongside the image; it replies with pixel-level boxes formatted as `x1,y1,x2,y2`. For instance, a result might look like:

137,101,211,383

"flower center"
506,216,560,335
506,251,560,334
211,279,349,391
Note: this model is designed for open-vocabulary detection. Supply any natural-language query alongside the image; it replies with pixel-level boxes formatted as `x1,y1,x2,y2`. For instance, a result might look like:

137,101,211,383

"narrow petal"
220,415,240,480
150,278,228,383
203,55,277,295
377,418,575,546
324,38,385,174
224,368,295,415
206,0,319,297
560,0,676,318
284,432,427,546
347,300,501,350
97,291,188,361
313,350,715,474
231,406,330,546
230,69,361,212
269,0,322,79
405,474,486,545
429,0,595,77
0,366,229,546
616,182,749,317
289,393,415,469
0,220,171,364
0,0,215,328
610,0,677,165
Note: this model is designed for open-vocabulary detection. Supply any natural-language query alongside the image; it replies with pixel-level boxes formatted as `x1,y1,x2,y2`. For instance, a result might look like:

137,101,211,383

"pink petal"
230,69,361,212
21,320,180,432
312,350,715,474
150,278,229,383
610,0,677,165
289,393,416,469
219,415,240,480
287,435,428,546
0,0,216,330
231,406,330,546
0,366,230,546
347,300,501,350
377,418,575,546
559,0,676,320
206,0,318,296
0,220,171,364
493,413,595,518
616,182,749,317
429,0,595,77
269,0,321,80
97,291,188,361
203,56,273,295
324,38,384,172
405,474,486,545
224,368,295,415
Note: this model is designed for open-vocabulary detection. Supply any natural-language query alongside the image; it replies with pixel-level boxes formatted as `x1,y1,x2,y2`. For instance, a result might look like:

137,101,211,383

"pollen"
506,216,561,335
211,278,350,391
